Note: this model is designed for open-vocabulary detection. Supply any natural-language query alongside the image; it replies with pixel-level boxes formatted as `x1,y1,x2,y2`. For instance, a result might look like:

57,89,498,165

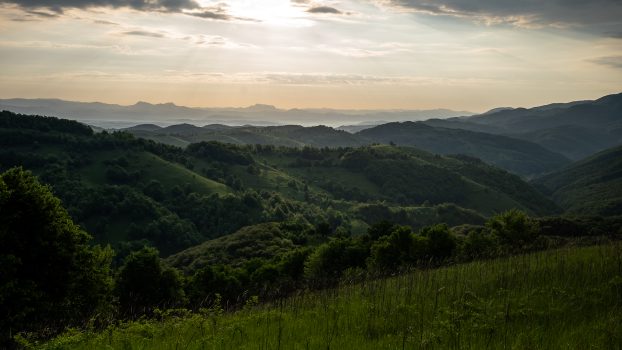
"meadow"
34,243,622,349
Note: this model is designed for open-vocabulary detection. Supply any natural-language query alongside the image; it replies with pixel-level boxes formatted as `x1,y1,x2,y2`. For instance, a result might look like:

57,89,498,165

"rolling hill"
0,110,561,257
123,121,570,177
533,144,622,216
357,122,570,176
425,92,622,160
249,144,560,216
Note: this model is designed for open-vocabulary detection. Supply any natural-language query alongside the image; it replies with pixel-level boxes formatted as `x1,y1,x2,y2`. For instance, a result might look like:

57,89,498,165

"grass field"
34,243,622,349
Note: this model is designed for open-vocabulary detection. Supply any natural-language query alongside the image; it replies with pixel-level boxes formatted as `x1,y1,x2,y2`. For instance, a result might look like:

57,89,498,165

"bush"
304,238,368,284
419,224,456,261
459,228,498,260
486,209,539,250
368,226,428,270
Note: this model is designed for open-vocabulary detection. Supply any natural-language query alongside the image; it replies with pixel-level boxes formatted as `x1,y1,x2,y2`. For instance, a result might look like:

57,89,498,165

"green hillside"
0,111,560,256
427,92,622,161
0,111,560,260
123,124,367,149
248,144,560,216
0,111,331,257
39,244,622,349
358,122,570,176
510,125,620,160
533,145,622,216
122,121,571,177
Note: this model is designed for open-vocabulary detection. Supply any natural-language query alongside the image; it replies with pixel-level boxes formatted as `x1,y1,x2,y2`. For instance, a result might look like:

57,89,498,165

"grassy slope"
254,145,558,216
41,244,622,349
79,150,230,196
534,145,622,216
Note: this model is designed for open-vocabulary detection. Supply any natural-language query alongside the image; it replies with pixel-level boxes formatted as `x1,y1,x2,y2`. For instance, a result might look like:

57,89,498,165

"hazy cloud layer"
378,0,622,29
6,70,497,87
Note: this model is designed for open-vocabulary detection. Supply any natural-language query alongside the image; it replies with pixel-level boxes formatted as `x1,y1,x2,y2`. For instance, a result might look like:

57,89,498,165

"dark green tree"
419,224,456,261
368,226,428,270
186,265,242,308
115,247,185,317
367,220,396,240
304,238,368,284
0,167,113,344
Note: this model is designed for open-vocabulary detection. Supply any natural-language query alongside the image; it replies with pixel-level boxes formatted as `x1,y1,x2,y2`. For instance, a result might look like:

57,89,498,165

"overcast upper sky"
0,0,621,111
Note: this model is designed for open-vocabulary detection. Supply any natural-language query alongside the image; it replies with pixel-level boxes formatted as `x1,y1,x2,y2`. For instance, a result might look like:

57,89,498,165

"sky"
0,0,621,112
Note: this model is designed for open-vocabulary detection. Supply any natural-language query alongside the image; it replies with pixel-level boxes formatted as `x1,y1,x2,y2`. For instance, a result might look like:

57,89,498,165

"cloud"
187,10,231,21
121,30,165,38
588,56,622,69
24,9,58,17
307,6,341,14
291,0,350,16
0,0,250,21
376,0,622,29
0,0,198,13
93,19,118,25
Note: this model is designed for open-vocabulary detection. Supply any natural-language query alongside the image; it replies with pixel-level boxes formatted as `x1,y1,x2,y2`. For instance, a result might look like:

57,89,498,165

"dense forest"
1,110,621,348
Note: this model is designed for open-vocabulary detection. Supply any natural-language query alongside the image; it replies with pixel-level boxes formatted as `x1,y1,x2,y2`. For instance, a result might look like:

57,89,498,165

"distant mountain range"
0,98,473,128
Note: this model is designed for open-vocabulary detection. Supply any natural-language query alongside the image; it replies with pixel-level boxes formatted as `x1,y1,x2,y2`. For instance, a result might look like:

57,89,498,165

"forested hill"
357,122,569,176
121,120,570,177
424,92,622,160
3,110,622,349
0,110,558,259
533,144,622,216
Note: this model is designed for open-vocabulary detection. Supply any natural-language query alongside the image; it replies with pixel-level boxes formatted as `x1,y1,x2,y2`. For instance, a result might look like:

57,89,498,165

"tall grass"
36,244,622,349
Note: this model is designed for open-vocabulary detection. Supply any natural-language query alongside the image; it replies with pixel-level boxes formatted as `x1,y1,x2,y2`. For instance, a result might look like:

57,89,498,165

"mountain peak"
246,104,278,112
158,102,178,107
133,101,153,107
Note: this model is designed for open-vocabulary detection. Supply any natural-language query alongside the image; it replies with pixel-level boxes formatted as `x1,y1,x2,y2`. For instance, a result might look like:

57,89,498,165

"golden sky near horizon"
0,0,621,111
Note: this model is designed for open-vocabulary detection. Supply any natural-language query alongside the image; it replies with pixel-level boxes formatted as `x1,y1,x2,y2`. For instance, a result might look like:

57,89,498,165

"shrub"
486,209,539,250
420,224,456,261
